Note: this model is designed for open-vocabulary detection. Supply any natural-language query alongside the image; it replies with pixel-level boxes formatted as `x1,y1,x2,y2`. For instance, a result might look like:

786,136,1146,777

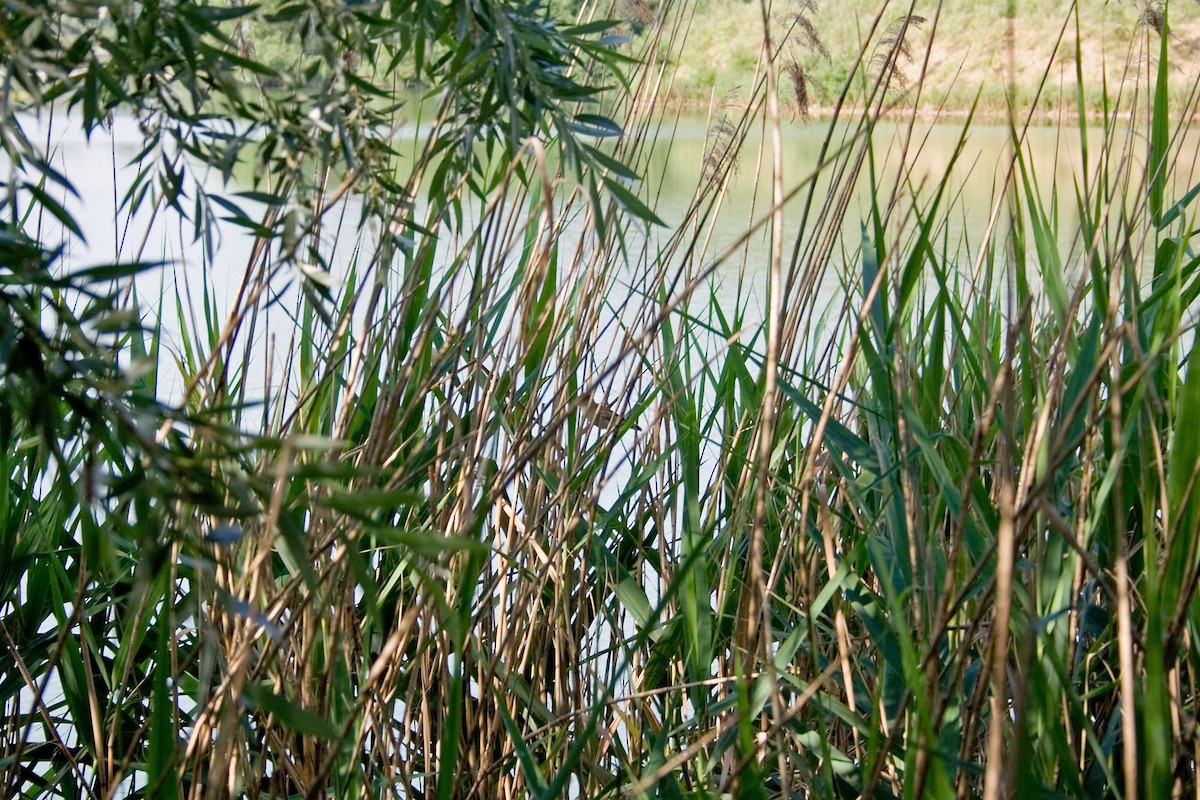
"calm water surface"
20,112,1200,397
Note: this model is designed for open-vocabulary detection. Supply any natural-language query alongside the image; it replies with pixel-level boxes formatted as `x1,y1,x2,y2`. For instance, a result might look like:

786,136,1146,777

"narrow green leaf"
604,177,665,227
146,621,179,800
242,683,341,741
1149,10,1171,226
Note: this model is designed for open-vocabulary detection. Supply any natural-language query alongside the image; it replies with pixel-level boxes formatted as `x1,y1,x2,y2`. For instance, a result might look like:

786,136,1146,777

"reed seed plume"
770,0,827,120
618,0,656,29
774,0,830,63
1139,1,1166,34
702,92,743,184
796,13,830,61
870,13,928,92
784,58,812,118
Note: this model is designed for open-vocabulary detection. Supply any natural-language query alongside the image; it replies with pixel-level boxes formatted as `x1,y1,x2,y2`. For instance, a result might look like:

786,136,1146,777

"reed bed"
2,0,1200,798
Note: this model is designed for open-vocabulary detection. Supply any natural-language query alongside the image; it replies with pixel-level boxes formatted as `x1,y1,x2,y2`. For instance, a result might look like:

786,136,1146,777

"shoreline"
654,96,1198,126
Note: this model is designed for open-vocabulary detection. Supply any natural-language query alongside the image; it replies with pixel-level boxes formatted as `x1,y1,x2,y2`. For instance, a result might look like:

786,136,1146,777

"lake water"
17,110,1200,404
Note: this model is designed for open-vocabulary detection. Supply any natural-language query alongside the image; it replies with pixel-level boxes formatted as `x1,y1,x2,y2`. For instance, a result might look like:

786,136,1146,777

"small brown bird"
577,396,640,431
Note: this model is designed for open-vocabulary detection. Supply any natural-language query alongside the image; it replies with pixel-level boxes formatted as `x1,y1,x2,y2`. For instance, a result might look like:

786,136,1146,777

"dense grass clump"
4,0,1200,798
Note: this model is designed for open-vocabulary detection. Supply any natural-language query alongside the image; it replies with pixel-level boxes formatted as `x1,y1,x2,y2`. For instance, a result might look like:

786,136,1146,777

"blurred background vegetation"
658,0,1200,111
241,0,1200,114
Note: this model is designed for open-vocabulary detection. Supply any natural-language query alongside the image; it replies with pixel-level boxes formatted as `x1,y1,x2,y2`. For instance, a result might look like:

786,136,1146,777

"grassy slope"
663,0,1200,112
